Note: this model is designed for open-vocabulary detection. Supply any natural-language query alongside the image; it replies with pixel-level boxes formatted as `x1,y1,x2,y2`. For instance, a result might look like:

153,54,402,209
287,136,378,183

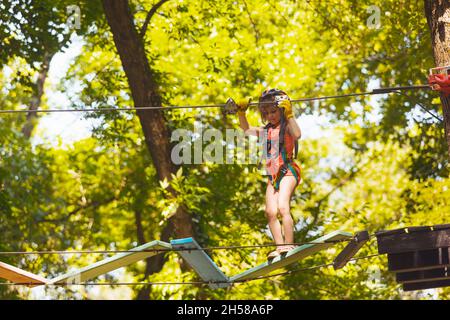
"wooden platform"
0,261,47,286
1,230,356,289
48,240,171,285
171,238,229,289
230,230,352,283
376,224,450,291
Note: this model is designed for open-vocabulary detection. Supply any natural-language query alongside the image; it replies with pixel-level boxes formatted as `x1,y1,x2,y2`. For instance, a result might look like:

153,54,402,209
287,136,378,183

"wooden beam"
376,226,450,254
230,231,352,282
333,231,369,270
0,261,47,286
47,240,171,285
403,279,450,291
376,226,431,238
170,238,229,289
396,267,450,284
387,248,450,272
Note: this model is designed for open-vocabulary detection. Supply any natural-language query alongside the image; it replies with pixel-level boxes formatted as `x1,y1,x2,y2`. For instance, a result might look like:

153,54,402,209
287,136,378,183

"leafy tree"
1,0,449,300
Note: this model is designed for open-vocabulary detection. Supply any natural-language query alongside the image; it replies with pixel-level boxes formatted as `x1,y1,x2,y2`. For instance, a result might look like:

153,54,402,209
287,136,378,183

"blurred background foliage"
0,0,449,299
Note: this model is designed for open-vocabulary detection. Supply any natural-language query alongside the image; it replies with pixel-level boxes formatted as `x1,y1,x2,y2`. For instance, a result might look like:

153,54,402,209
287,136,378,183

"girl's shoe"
267,250,281,260
278,245,297,254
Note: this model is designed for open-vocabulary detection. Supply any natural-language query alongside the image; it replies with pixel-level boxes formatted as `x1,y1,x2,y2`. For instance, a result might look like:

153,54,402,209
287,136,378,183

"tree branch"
37,195,117,224
21,51,53,139
139,0,170,38
266,0,289,26
242,0,260,46
299,153,379,240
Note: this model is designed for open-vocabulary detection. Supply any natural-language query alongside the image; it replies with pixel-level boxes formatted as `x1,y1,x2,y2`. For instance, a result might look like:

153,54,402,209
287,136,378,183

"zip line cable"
393,91,443,123
0,84,432,114
0,238,353,256
0,252,383,287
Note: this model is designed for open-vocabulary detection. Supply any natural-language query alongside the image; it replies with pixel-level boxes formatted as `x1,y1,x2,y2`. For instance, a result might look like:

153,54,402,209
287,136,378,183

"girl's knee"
278,204,290,217
265,208,278,221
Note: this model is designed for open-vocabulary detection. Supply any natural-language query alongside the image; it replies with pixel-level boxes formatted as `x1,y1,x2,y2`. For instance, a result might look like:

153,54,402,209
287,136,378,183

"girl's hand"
278,99,294,119
237,98,251,116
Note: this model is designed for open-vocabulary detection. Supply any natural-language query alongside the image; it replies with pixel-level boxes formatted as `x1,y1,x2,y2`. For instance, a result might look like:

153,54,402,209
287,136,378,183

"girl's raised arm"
236,98,263,136
279,100,301,140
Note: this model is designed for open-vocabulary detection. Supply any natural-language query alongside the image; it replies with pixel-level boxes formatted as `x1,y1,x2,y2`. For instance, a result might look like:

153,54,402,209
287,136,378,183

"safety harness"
265,111,300,190
258,102,300,190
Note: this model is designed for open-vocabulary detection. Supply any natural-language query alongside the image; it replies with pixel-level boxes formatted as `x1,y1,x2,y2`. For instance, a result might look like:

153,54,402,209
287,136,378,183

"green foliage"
1,0,449,300
0,0,103,65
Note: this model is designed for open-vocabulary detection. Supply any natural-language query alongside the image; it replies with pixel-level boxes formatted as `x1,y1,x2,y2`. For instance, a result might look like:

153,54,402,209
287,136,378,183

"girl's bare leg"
278,176,297,246
265,182,284,245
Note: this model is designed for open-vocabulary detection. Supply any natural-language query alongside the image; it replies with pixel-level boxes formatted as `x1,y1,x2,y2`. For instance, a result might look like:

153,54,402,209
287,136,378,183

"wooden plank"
333,231,369,270
170,238,229,289
396,267,450,284
376,228,450,254
230,231,352,282
375,228,407,237
375,224,450,238
407,226,435,233
0,261,47,286
434,224,450,231
387,248,450,272
47,240,171,285
403,279,450,291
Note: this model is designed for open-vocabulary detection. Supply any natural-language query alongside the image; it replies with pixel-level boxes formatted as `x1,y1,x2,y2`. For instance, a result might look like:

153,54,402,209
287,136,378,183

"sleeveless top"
264,123,301,190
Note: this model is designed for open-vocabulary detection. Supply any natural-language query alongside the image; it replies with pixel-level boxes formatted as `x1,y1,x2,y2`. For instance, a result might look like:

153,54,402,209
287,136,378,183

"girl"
236,89,302,259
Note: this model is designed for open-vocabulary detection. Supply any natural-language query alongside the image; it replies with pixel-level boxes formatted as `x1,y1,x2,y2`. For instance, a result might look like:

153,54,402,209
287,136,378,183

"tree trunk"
425,0,450,157
102,0,193,236
21,52,52,139
102,0,195,298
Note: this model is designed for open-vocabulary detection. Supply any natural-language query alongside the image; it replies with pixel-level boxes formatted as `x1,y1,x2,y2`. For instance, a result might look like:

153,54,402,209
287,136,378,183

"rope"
0,252,383,287
393,91,443,123
237,253,383,283
0,104,221,114
0,85,432,114
0,238,352,256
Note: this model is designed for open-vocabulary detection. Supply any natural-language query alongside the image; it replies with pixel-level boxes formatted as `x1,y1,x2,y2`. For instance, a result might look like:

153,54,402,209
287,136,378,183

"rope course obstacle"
0,230,359,289
0,68,449,293
1,226,449,292
172,230,352,288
